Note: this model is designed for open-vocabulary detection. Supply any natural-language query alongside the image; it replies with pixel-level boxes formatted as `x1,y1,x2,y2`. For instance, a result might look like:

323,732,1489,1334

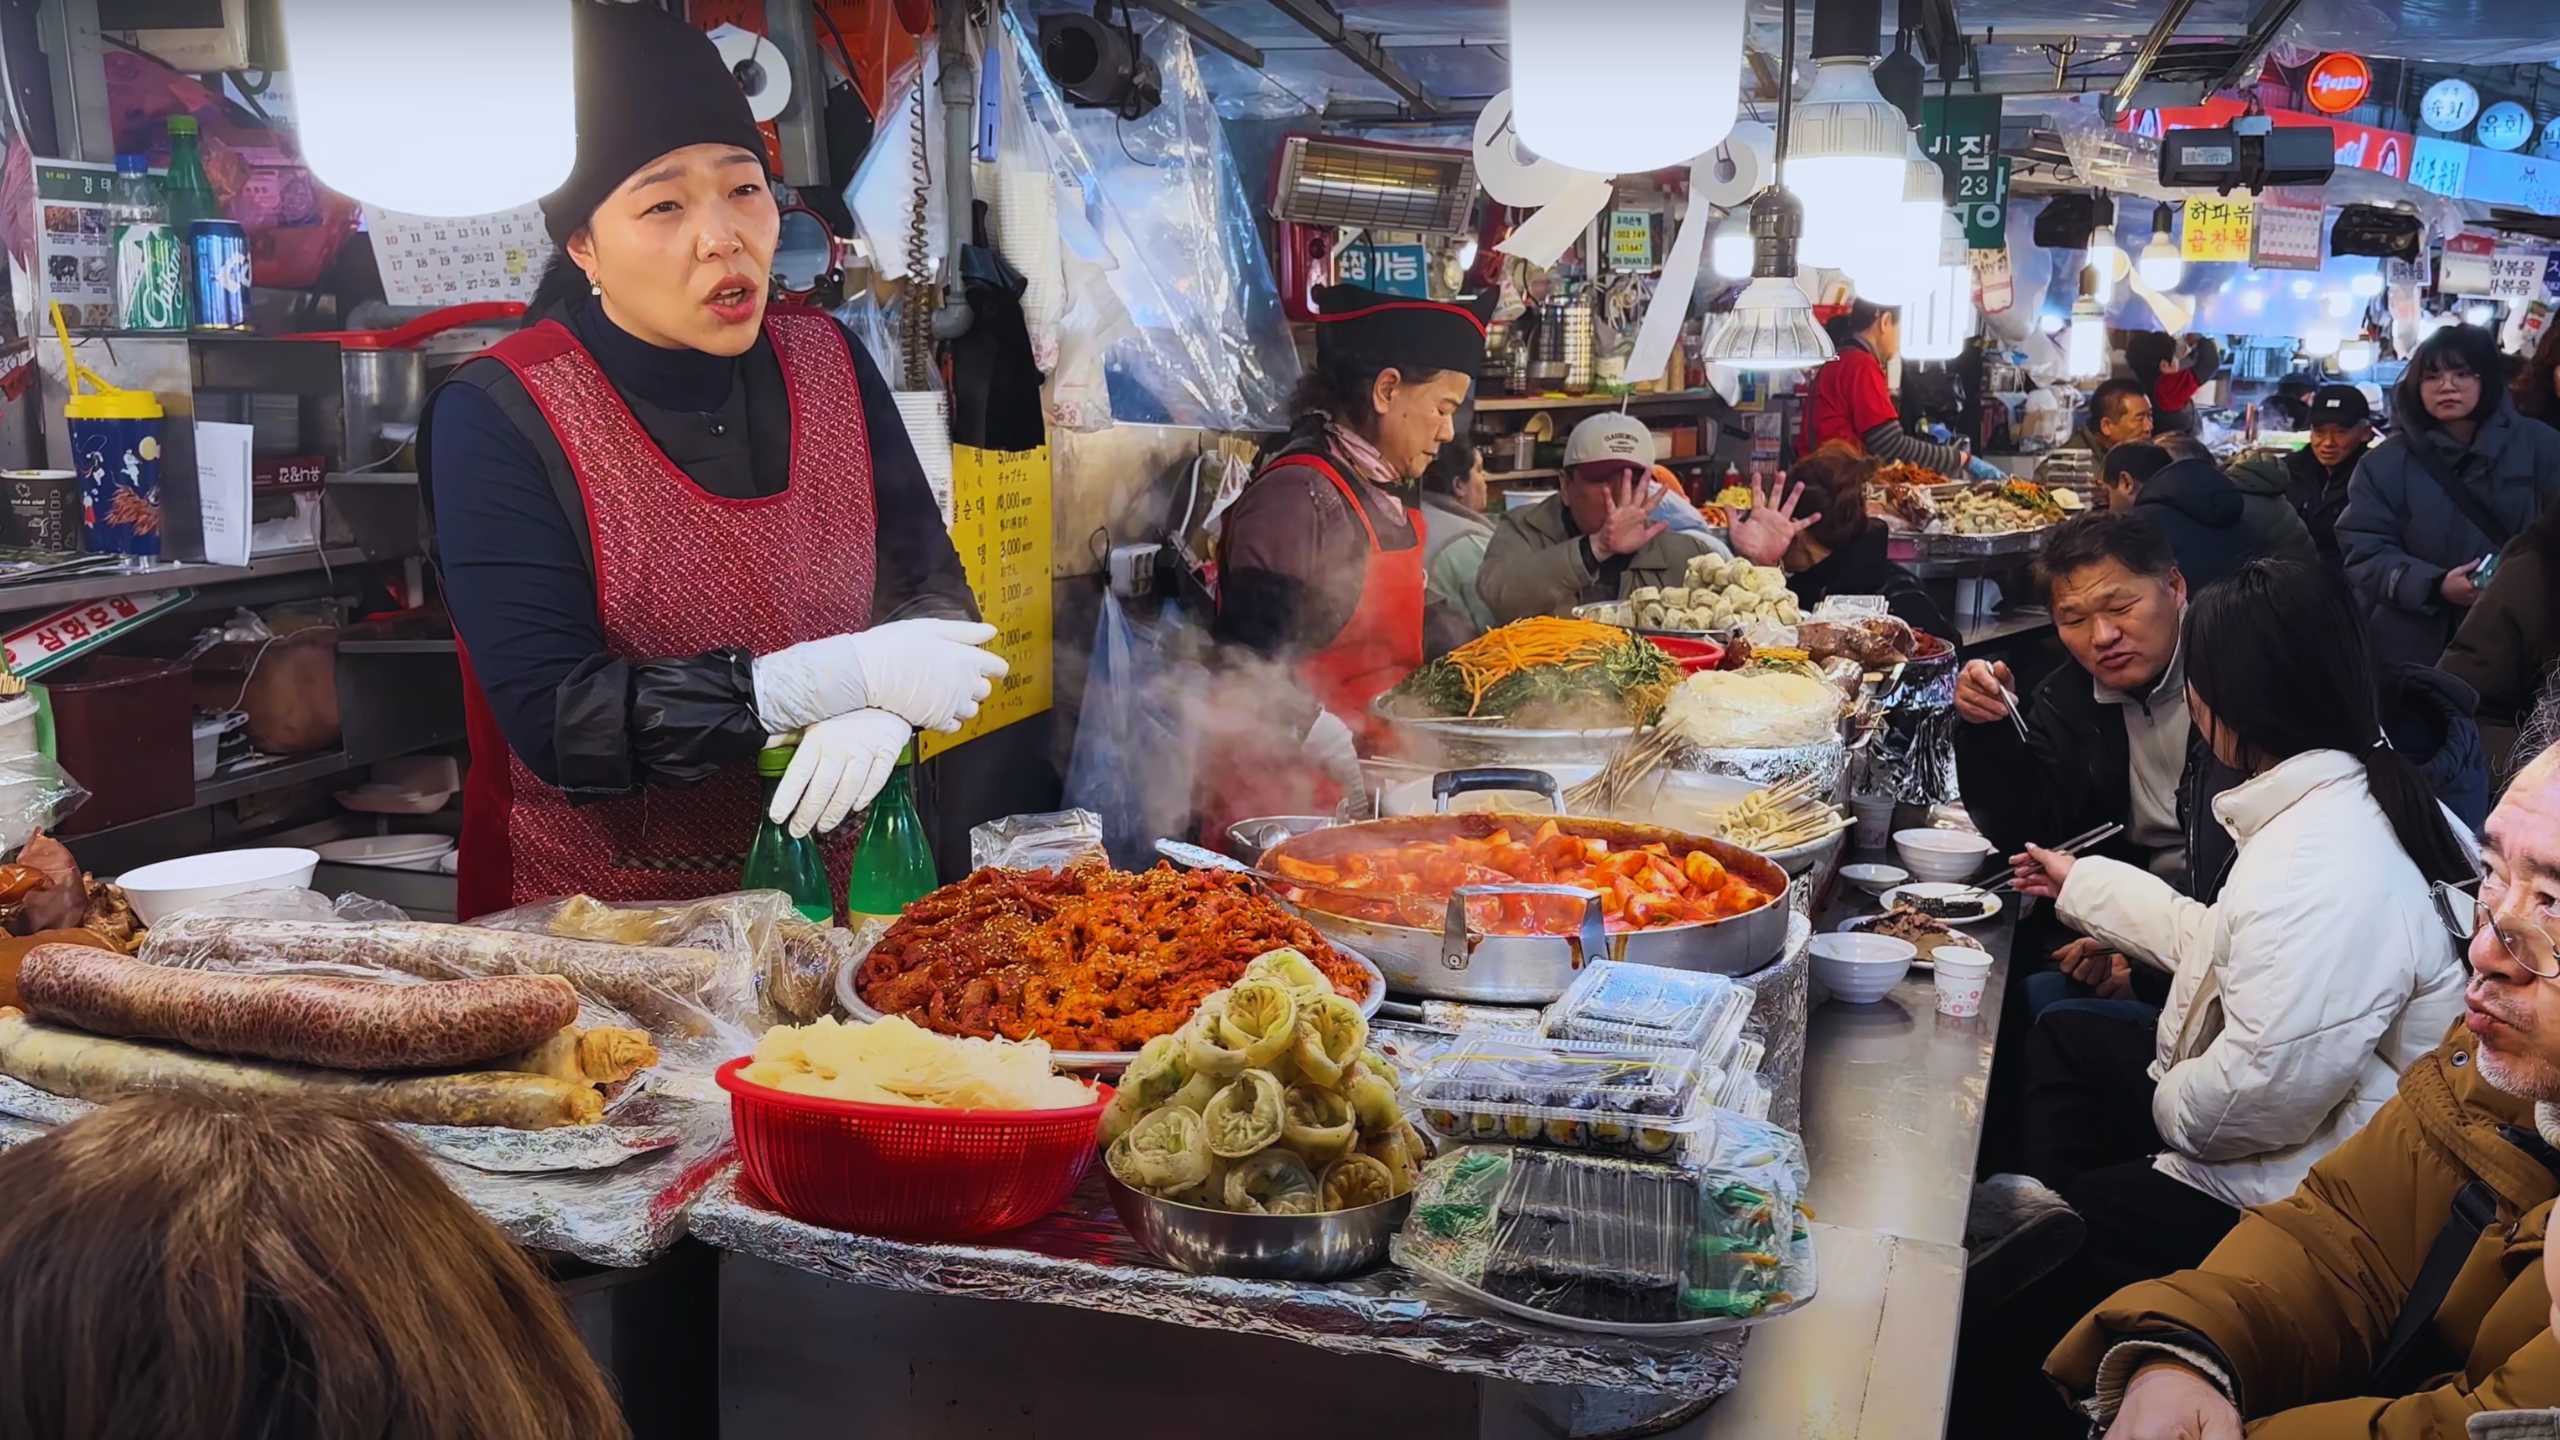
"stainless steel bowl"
1223,814,1334,863
1104,1171,1411,1280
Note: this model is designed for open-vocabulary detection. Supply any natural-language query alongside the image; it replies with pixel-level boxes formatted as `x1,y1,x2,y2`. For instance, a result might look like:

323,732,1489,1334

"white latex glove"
1302,709,1367,812
767,709,912,838
751,619,1007,734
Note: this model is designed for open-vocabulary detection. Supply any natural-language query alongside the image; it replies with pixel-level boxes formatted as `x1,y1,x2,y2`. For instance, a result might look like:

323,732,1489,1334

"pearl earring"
589,280,603,297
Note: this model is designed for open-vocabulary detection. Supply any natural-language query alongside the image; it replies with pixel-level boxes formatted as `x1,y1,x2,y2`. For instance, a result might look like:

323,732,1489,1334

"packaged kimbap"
1410,1033,1713,1156
1542,961,1755,1067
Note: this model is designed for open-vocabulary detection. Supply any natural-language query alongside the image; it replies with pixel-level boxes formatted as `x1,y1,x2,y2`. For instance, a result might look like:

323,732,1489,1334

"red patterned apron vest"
454,307,878,918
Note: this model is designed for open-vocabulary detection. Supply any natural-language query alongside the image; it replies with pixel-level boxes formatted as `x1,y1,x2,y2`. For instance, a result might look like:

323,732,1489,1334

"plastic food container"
1394,1141,1815,1335
1411,1034,1713,1157
1540,961,1754,1065
715,1058,1112,1240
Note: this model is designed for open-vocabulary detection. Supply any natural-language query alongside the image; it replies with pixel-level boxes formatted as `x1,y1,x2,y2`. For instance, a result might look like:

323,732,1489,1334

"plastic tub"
1541,960,1753,1062
715,1058,1111,1240
46,656,192,833
1410,1034,1713,1157
118,846,319,925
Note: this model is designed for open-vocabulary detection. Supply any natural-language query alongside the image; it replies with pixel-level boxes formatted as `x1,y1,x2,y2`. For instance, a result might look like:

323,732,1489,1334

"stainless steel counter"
1689,861,2016,1440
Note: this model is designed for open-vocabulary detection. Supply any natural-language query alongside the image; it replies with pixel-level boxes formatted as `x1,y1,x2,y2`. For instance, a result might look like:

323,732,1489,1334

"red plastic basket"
716,1057,1113,1240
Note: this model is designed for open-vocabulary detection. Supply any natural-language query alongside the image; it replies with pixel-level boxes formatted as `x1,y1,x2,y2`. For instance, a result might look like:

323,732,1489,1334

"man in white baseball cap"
1477,412,1729,622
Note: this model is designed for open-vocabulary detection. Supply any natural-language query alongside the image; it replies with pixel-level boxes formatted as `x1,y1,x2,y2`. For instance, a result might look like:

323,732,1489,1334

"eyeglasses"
2437,876,2560,980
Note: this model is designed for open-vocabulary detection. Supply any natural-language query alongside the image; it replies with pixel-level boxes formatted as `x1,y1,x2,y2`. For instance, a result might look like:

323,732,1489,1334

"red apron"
454,307,878,918
1200,455,1424,842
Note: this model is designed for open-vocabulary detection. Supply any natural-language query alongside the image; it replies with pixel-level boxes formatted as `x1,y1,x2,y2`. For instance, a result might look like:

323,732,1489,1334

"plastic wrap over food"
1737,911,1810,1130
0,752,89,853
1001,10,1300,432
1394,1139,1814,1335
688,1165,1743,1397
970,808,1108,872
139,889,764,1078
475,890,845,1027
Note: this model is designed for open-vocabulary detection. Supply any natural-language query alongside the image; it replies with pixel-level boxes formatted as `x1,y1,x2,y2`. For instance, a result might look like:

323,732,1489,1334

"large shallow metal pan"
1366,693,1640,768
1255,791,1790,1005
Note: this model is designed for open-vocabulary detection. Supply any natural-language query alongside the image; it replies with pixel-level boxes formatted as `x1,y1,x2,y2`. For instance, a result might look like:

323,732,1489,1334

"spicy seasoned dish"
1269,819,1778,934
853,866,1371,1053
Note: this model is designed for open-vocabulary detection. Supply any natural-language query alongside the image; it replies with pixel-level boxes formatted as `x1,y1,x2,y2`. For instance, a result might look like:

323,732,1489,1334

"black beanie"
1311,284,1496,382
540,2,768,244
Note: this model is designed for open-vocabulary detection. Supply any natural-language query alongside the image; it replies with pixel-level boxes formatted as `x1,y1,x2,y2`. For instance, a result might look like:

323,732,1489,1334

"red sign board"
2121,98,2411,183
2305,53,2371,115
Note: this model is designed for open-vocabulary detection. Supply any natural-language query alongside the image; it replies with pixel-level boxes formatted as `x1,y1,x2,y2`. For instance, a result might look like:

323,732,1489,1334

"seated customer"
2229,382,2375,568
2046,693,2560,1438
2103,440,2315,591
1476,412,1724,622
1727,442,1956,641
1953,511,2235,898
2066,376,2155,471
1417,438,1496,639
0,1092,629,1440
1964,560,2475,1433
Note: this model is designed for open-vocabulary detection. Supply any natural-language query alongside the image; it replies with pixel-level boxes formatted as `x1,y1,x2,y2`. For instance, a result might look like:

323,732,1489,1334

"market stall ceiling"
1029,0,2560,118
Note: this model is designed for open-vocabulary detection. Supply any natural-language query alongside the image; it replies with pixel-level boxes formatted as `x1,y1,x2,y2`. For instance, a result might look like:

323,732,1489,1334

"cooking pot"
1255,769,1791,1004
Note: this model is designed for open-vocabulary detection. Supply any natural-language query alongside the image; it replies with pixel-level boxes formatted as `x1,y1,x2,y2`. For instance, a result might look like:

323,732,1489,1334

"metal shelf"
191,749,370,807
0,547,374,617
1474,388,1723,414
1483,467,1560,483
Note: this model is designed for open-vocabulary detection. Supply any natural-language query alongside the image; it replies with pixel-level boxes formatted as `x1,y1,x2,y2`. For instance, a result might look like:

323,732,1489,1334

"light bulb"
2464,302,2496,326
1852,141,1947,303
1457,237,1479,269
2337,339,2379,373
2066,304,2108,380
2302,325,2342,356
280,0,575,215
2349,269,2385,298
2086,227,2125,303
2240,290,2266,314
1901,214,1976,362
2137,239,2183,291
2288,277,2315,299
2322,291,2352,318
1786,56,1907,228
1710,212,1753,279
1510,0,1745,173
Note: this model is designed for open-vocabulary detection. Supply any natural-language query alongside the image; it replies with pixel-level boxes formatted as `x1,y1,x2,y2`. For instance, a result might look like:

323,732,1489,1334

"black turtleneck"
422,295,976,795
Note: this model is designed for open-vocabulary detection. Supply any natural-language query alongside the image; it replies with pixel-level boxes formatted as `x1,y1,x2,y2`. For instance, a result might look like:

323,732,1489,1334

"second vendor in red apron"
1202,283,1493,834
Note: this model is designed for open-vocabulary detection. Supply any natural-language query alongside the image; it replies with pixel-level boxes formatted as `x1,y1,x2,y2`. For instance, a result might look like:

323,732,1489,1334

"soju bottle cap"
898,740,917,765
757,744,796,778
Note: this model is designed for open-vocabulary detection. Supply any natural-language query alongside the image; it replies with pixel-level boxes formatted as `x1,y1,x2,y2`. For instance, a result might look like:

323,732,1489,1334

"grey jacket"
2472,1413,2560,1440
2218,450,2321,570
1476,493,1728,624
2337,396,2560,669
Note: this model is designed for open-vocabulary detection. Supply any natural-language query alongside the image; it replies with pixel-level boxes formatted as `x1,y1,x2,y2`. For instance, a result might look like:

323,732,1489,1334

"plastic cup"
1933,947,1994,1018
1850,793,1895,849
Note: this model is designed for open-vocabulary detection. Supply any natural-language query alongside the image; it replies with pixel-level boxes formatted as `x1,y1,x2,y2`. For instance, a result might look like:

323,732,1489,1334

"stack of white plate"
312,834,456,872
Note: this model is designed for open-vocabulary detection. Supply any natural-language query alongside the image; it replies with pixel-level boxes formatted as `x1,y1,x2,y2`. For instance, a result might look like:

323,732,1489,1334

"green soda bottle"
161,116,218,230
843,742,936,926
743,745,833,923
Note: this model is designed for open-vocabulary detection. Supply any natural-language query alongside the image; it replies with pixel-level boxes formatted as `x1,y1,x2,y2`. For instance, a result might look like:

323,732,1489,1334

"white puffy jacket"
2056,747,2470,1211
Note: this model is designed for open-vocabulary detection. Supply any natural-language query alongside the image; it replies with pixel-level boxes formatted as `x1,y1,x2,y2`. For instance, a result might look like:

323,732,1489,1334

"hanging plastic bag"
1063,590,1202,867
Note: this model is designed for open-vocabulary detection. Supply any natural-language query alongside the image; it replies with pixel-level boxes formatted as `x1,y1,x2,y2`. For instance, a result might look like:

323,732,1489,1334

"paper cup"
1850,793,1895,849
1933,946,1994,1018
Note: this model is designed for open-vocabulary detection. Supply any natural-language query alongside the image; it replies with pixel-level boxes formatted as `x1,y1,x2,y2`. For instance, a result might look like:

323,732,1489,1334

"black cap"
540,3,768,244
2306,384,2372,427
1311,284,1497,381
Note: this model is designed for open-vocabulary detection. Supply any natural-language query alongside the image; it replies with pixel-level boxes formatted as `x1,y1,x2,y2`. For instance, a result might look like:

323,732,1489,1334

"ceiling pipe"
929,0,974,341
2107,0,2203,107
1123,0,1265,69
1263,0,1438,114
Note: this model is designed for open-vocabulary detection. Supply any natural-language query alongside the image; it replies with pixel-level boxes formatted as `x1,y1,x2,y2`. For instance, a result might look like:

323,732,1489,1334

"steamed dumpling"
1321,1155,1397,1210
1203,1068,1287,1158
1107,1105,1212,1194
1218,980,1300,1069
1282,1084,1358,1164
1223,1149,1319,1214
1291,992,1367,1087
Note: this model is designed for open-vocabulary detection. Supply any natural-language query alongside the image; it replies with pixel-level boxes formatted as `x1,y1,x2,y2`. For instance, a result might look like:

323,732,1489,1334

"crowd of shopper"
1954,321,2560,1436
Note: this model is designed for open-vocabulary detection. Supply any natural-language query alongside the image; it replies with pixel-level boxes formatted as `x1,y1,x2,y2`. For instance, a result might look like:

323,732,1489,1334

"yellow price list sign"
2179,196,2255,263
919,444,1054,760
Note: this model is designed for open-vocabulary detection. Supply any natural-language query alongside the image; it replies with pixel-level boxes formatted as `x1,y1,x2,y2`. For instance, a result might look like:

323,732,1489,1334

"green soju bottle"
843,742,936,925
743,745,833,923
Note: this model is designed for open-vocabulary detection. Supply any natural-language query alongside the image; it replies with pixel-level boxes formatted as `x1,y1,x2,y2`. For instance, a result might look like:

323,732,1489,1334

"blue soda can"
187,219,249,332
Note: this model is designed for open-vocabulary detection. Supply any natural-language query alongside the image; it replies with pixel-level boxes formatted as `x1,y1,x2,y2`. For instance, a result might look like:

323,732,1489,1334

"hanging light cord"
1775,0,1796,188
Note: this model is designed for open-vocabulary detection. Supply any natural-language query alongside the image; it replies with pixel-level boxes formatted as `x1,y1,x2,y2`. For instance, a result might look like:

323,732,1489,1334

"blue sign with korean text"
1334,242,1430,297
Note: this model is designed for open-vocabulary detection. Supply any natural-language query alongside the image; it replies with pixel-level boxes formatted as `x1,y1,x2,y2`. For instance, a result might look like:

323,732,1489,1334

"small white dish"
1893,826,1996,884
1841,862,1909,896
1810,932,1919,1004
1881,881,2003,926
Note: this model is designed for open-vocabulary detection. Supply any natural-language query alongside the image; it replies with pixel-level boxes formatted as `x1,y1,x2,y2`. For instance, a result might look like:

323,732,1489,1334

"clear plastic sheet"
687,1163,1745,1396
1394,1137,1814,1335
1410,1035,1713,1158
0,752,89,853
2275,0,2560,64
1541,961,1751,1057
969,808,1109,871
1001,9,1300,432
474,890,846,1028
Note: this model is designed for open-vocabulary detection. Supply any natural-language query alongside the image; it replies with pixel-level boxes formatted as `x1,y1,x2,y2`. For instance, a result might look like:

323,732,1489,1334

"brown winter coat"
2048,1021,2560,1437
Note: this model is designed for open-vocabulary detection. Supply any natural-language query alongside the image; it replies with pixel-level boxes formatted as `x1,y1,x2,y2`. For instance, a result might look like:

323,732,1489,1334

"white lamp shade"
2065,299,2108,380
1510,0,1745,174
1787,57,1907,221
2086,227,2124,303
2137,238,2183,291
1851,142,1945,303
283,0,575,216
1701,275,1835,372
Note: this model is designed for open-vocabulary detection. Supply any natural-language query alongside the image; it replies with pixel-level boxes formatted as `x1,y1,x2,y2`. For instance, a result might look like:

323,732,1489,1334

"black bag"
2405,439,2514,554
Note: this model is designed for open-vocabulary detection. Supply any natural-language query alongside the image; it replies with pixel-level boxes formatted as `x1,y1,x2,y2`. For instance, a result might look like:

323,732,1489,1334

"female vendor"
1803,299,1996,477
423,2,998,917
1202,283,1492,833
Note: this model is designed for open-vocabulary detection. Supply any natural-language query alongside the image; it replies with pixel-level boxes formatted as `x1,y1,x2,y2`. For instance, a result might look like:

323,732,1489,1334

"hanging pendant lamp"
1701,0,1830,372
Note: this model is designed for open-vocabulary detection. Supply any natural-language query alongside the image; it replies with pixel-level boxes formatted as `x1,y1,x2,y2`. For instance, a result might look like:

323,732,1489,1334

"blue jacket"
2338,394,2560,669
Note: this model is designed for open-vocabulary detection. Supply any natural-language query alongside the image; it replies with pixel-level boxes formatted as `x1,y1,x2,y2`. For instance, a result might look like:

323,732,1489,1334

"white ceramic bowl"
1810,931,1918,1004
1841,862,1909,896
1893,827,1995,884
118,847,318,925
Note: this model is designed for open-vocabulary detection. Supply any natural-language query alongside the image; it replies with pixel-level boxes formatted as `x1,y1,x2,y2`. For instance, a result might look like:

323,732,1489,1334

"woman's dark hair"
525,252,588,326
2123,330,2176,381
0,1093,631,1440
1822,299,1893,351
1419,437,1480,497
2037,509,2178,594
2182,560,2474,885
2514,322,2560,426
1784,441,1875,551
1287,348,1450,434
2395,324,2508,432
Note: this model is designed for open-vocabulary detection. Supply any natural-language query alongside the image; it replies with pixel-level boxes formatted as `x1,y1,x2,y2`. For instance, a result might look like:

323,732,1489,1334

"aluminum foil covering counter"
0,1075,733,1269
688,1165,1746,1398
1748,907,1813,1129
